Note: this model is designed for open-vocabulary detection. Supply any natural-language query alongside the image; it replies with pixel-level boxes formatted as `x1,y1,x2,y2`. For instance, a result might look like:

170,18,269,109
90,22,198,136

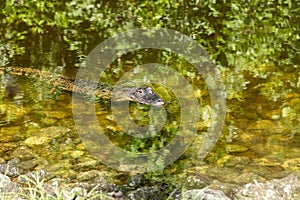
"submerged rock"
24,135,52,147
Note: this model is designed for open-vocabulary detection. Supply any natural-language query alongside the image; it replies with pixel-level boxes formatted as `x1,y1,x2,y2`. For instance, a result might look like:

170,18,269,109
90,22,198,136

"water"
1,56,299,186
0,0,299,190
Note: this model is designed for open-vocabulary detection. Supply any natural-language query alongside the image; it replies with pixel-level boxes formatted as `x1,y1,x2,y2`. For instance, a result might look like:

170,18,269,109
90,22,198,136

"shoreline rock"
0,159,299,199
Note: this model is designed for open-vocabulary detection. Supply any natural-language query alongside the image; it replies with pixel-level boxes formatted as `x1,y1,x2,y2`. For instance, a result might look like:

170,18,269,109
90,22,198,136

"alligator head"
113,86,165,107
128,86,165,107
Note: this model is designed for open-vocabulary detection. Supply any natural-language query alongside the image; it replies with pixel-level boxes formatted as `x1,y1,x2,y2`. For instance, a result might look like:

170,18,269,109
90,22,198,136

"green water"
0,0,299,190
0,59,299,186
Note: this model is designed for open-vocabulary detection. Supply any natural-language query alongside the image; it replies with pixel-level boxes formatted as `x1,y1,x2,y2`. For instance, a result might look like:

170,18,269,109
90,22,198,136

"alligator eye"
136,89,144,94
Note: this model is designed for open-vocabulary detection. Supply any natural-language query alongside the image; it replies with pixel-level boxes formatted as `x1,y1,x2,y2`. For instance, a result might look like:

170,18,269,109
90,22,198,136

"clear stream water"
0,2,299,191
0,57,299,188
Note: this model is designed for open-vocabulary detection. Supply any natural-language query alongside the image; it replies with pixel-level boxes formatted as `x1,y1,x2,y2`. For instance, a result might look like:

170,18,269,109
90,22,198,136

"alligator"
0,67,164,107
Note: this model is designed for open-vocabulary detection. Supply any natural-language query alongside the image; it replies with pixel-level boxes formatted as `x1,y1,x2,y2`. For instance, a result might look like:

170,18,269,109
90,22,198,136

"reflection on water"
0,68,299,185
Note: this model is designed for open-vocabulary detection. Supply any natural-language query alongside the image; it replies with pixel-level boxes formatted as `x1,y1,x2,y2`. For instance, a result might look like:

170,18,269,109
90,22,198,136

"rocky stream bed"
0,158,299,200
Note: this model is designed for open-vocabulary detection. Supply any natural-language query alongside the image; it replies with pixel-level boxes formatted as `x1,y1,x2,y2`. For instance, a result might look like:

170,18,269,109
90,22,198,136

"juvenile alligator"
0,67,164,107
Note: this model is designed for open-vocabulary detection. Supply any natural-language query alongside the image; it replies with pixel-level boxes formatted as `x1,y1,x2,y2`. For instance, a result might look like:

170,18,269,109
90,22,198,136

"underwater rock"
24,135,52,147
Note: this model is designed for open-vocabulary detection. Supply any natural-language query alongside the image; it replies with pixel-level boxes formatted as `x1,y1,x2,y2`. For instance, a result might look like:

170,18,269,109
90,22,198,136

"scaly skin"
0,67,164,107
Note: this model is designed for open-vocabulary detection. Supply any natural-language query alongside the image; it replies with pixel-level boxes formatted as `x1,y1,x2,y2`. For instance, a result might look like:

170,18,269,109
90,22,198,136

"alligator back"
0,67,111,98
